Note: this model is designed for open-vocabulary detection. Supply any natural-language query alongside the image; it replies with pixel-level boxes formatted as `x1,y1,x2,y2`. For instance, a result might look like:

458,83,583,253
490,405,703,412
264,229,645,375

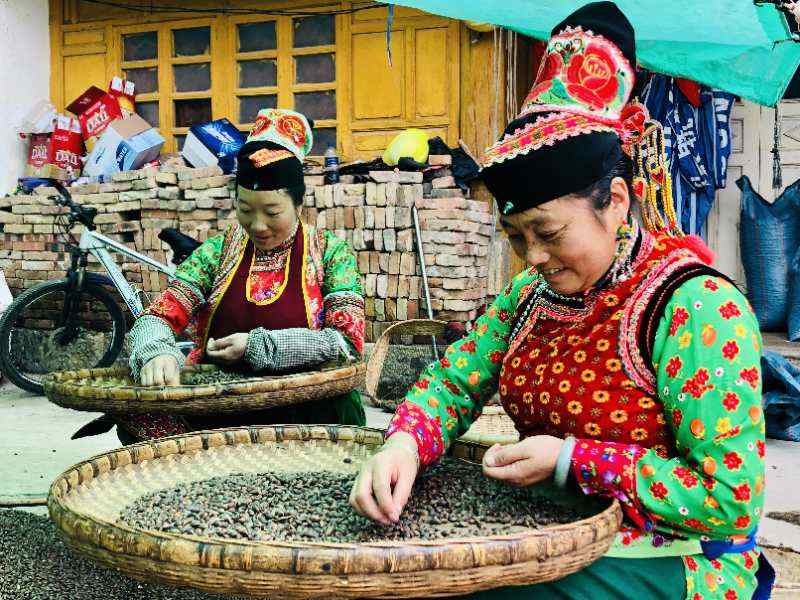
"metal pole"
412,204,439,360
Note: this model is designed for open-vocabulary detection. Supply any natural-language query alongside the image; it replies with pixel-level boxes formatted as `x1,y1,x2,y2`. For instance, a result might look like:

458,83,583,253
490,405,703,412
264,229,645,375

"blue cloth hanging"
644,75,735,235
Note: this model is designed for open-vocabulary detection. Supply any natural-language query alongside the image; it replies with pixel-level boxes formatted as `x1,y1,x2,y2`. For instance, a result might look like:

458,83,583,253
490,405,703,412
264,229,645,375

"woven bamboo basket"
365,319,448,413
42,362,365,415
49,425,622,599
459,405,520,447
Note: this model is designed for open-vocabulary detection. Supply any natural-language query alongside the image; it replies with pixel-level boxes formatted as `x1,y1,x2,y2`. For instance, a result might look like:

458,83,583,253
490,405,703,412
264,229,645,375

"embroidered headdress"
236,108,314,192
481,1,679,235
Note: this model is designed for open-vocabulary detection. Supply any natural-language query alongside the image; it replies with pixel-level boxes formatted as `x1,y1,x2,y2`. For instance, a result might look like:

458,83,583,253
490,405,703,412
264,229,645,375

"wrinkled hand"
482,435,564,487
140,355,181,387
349,432,419,525
206,333,249,364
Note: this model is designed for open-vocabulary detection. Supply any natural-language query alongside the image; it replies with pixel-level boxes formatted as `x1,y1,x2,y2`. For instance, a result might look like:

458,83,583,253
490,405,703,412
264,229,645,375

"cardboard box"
108,77,136,116
181,118,245,174
66,86,123,152
23,115,84,180
83,114,165,178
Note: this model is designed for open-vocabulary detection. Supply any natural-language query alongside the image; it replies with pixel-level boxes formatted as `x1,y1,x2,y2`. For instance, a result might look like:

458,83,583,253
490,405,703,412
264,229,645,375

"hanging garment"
644,75,735,235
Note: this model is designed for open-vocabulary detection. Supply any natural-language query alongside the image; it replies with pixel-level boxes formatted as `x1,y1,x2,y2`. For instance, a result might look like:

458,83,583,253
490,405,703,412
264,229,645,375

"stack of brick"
298,162,493,341
1,157,494,343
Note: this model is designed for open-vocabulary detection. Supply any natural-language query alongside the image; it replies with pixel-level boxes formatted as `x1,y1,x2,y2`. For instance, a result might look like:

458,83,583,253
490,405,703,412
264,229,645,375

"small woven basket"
49,424,621,599
459,405,520,447
42,362,365,415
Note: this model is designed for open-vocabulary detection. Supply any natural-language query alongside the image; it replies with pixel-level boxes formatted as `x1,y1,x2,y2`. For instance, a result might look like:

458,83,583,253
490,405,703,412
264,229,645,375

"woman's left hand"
482,435,565,487
206,333,249,364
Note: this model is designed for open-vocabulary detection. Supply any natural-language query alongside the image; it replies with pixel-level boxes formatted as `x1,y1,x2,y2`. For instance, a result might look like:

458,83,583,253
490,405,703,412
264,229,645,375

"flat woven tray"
459,405,520,447
49,425,622,599
42,363,365,415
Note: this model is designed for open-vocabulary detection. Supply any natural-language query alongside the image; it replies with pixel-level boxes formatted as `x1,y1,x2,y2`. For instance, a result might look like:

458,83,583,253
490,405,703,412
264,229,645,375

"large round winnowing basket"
42,362,365,414
48,424,622,599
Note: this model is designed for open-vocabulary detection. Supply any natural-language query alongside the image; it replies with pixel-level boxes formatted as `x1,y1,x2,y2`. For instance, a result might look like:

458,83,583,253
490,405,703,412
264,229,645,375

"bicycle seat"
159,228,201,265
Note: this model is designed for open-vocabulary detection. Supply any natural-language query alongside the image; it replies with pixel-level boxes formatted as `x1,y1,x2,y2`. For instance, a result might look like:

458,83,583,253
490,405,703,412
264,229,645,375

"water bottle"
324,146,340,184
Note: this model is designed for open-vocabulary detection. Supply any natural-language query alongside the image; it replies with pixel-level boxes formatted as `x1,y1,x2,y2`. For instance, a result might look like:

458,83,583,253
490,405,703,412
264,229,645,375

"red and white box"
24,116,84,179
109,76,136,116
66,86,123,152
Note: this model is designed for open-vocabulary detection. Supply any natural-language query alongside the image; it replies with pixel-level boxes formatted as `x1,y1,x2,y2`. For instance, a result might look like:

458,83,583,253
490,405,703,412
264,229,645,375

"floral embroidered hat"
481,1,647,216
236,108,314,191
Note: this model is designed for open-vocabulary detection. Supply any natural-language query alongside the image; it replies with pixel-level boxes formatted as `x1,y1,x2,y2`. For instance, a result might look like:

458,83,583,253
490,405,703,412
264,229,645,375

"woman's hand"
482,435,565,487
206,333,249,364
140,355,181,387
349,432,419,525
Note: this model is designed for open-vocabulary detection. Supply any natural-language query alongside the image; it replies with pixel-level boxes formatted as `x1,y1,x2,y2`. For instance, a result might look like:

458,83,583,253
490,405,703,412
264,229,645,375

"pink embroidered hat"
481,2,647,216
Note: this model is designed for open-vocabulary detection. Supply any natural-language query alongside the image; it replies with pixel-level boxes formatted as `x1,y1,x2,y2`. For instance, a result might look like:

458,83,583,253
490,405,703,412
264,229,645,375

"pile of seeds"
180,369,253,386
119,459,589,542
0,510,241,600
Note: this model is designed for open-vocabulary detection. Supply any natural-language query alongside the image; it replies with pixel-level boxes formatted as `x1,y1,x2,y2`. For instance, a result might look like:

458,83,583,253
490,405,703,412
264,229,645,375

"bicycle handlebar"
50,181,97,230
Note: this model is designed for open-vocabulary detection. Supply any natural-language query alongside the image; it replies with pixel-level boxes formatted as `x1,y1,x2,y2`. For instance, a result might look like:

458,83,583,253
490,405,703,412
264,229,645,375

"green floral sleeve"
320,230,365,356
385,268,540,465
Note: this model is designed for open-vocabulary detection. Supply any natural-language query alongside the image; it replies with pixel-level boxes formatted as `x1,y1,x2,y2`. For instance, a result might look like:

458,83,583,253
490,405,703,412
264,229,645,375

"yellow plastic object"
465,21,494,33
382,129,430,166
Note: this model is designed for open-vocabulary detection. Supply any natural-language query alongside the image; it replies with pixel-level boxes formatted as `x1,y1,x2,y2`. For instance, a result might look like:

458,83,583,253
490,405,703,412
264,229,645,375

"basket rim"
42,362,366,402
48,424,622,577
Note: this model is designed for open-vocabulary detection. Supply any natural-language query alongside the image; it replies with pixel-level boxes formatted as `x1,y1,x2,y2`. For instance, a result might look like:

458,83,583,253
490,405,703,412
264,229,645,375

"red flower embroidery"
439,357,451,368
702,477,717,492
443,379,460,395
489,351,504,364
704,279,720,292
666,356,683,378
683,518,712,532
757,439,766,459
733,483,752,503
445,406,457,418
669,307,690,336
459,339,477,353
725,590,738,600
564,43,620,110
723,451,743,471
681,368,714,399
744,551,755,569
719,300,742,320
526,50,565,103
672,409,683,428
276,114,307,147
734,515,751,529
650,481,669,499
722,340,740,362
711,559,723,570
723,392,740,412
498,309,510,322
685,556,698,571
739,367,760,389
416,379,430,390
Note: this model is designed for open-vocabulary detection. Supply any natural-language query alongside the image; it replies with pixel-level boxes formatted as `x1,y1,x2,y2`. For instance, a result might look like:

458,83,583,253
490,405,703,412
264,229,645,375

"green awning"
387,0,800,106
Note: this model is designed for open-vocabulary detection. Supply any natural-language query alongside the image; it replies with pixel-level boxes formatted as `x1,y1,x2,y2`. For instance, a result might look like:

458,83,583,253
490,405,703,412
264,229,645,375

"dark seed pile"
119,459,588,542
0,509,243,600
180,369,252,386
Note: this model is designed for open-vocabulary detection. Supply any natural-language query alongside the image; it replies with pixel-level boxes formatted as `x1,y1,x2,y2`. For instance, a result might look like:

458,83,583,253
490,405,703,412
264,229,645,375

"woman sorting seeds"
351,3,770,599
116,108,365,442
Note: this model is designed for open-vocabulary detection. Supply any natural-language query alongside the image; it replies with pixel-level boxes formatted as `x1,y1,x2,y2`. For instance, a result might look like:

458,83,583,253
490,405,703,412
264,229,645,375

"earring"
616,220,633,241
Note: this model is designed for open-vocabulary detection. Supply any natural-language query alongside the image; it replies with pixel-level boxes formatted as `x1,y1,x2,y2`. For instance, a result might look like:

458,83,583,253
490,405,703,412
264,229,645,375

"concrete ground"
0,379,797,593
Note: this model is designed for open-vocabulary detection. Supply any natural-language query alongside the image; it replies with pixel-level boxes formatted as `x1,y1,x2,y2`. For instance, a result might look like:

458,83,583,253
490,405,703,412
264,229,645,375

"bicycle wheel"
0,279,126,395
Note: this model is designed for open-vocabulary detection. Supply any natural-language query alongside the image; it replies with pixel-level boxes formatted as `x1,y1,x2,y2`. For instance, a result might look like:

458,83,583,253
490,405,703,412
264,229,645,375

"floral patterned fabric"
386,231,765,600
146,222,364,359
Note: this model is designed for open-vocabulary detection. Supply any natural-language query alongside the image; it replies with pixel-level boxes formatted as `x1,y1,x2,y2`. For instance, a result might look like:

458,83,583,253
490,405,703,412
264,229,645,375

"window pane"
175,135,187,151
238,59,277,88
174,98,212,127
124,67,158,94
311,127,336,156
123,31,157,61
135,101,159,127
173,63,210,92
238,21,277,52
293,15,334,48
295,53,335,84
173,27,210,57
239,95,277,124
294,90,336,121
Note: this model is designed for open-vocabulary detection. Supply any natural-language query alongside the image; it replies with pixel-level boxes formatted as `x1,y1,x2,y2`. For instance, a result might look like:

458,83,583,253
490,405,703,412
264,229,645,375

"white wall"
0,0,50,194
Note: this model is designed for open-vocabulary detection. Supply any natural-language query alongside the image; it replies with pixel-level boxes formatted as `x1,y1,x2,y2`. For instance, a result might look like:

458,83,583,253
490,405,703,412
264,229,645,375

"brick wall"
0,163,492,342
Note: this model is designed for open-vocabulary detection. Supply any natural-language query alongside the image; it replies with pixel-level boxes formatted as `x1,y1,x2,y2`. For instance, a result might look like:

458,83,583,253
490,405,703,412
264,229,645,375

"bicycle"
0,181,200,394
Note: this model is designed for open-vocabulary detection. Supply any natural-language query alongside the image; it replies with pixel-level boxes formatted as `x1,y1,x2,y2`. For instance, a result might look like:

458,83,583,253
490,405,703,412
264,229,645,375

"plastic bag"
761,350,800,441
789,247,800,342
737,175,800,331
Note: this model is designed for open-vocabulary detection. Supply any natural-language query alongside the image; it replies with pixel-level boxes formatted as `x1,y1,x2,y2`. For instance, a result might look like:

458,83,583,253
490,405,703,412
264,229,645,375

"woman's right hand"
140,355,181,387
349,432,419,525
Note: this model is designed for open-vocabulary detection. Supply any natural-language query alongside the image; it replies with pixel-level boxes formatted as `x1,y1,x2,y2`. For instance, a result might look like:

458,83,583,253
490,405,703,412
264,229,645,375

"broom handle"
412,205,439,360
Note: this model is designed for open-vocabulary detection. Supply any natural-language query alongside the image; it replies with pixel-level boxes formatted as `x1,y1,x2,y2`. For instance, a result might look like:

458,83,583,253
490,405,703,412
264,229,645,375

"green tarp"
386,0,800,107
